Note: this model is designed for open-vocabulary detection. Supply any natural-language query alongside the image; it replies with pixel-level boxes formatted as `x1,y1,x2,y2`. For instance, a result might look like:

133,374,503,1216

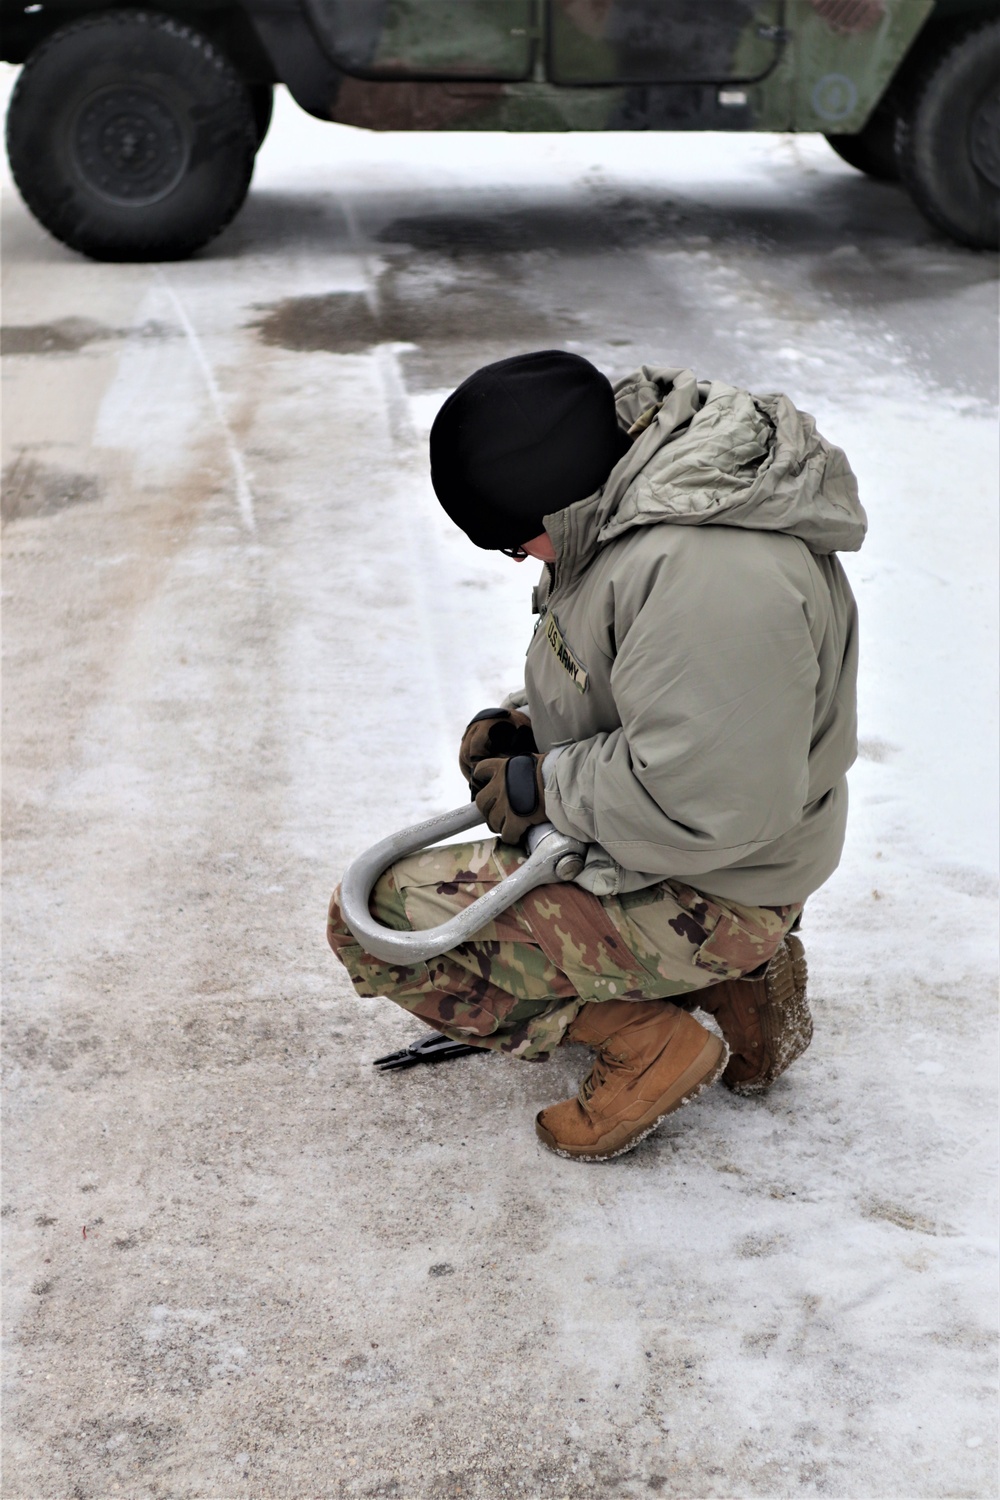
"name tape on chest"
544,613,589,693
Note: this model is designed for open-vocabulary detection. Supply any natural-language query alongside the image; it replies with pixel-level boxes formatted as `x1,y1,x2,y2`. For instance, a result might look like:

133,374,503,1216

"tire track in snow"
333,188,525,806
158,273,257,535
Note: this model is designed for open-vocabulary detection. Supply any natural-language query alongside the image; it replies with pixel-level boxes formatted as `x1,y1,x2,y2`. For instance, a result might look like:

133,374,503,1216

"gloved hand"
458,707,537,786
472,753,548,844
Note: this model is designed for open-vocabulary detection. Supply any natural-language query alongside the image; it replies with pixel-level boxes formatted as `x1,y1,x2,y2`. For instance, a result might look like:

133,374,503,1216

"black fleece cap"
429,350,630,550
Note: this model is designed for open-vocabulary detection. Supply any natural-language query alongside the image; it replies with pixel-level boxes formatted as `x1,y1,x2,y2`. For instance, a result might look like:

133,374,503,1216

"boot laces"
579,1044,629,1105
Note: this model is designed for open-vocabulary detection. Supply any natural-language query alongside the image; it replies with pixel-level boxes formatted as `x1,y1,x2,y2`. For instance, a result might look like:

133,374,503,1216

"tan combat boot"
535,1000,728,1161
695,934,811,1095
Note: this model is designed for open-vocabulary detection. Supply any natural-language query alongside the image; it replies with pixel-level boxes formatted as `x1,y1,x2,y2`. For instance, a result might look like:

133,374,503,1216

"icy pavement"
2,76,997,1499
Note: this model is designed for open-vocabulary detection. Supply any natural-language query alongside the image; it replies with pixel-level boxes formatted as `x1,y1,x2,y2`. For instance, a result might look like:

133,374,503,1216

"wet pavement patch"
2,317,117,356
1,318,173,356
250,275,567,358
2,455,101,523
375,203,685,255
250,293,380,354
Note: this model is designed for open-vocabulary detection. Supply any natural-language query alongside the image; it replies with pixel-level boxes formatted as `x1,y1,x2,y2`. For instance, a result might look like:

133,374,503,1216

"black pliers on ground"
373,1032,482,1071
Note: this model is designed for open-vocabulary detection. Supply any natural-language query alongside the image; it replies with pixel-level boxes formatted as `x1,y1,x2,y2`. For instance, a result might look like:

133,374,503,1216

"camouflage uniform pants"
327,838,802,1061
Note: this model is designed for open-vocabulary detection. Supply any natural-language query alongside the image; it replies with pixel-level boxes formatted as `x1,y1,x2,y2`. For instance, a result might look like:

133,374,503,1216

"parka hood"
545,366,867,582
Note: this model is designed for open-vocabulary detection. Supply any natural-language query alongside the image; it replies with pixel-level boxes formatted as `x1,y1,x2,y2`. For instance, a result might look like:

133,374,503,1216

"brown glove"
458,707,536,786
472,753,548,844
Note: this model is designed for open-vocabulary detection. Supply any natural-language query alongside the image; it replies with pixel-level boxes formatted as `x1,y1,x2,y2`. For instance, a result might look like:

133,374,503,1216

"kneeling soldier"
328,351,864,1160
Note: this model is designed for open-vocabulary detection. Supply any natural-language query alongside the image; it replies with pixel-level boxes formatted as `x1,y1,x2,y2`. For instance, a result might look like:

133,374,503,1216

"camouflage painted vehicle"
3,0,998,257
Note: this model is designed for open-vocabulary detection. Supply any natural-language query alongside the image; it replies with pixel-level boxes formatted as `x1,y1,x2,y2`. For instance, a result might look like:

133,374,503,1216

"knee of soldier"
326,868,411,957
370,865,410,929
327,884,353,956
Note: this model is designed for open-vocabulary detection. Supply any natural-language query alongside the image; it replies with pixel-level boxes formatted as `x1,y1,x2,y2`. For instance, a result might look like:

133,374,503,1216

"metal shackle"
338,805,587,965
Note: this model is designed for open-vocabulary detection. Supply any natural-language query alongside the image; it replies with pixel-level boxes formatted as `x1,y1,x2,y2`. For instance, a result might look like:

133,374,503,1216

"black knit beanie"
429,350,630,551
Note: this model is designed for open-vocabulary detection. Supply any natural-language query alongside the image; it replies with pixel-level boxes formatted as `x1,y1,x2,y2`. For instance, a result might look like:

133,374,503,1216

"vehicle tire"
5,10,257,262
896,20,1000,250
826,99,900,182
250,82,274,152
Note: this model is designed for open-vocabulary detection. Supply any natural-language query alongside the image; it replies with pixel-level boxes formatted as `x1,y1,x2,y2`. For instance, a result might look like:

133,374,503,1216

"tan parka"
523,366,866,906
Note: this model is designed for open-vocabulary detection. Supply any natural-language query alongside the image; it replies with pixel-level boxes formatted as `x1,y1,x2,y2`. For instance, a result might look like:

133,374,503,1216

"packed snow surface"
2,73,997,1499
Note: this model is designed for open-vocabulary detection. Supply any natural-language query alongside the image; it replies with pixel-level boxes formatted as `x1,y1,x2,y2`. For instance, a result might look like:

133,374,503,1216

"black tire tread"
825,98,900,183
896,17,1000,250
6,9,256,260
249,81,274,151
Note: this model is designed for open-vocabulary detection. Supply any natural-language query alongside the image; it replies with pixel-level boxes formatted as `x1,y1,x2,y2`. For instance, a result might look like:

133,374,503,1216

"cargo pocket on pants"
692,904,794,981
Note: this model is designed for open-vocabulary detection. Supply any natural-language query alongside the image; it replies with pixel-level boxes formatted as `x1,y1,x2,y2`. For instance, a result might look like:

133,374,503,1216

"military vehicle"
3,0,997,259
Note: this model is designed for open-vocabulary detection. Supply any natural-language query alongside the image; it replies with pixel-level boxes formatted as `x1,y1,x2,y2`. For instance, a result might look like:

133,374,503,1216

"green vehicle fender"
782,0,935,133
305,1,938,136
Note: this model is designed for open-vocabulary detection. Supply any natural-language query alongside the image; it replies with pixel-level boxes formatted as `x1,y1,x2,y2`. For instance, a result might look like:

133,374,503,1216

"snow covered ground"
2,74,997,1499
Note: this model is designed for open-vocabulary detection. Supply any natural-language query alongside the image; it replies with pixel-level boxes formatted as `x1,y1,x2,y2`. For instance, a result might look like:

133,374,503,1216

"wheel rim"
71,85,189,206
970,87,1000,190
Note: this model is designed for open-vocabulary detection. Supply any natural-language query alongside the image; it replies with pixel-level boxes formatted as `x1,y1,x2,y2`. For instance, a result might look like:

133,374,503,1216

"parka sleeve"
540,542,821,878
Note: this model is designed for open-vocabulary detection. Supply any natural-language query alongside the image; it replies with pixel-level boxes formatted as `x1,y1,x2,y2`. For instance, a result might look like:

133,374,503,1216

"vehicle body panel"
546,0,785,87
316,0,935,134
304,0,535,79
0,0,977,134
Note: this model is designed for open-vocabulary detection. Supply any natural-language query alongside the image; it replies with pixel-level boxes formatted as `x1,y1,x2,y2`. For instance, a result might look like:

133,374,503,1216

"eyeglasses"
499,545,528,560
